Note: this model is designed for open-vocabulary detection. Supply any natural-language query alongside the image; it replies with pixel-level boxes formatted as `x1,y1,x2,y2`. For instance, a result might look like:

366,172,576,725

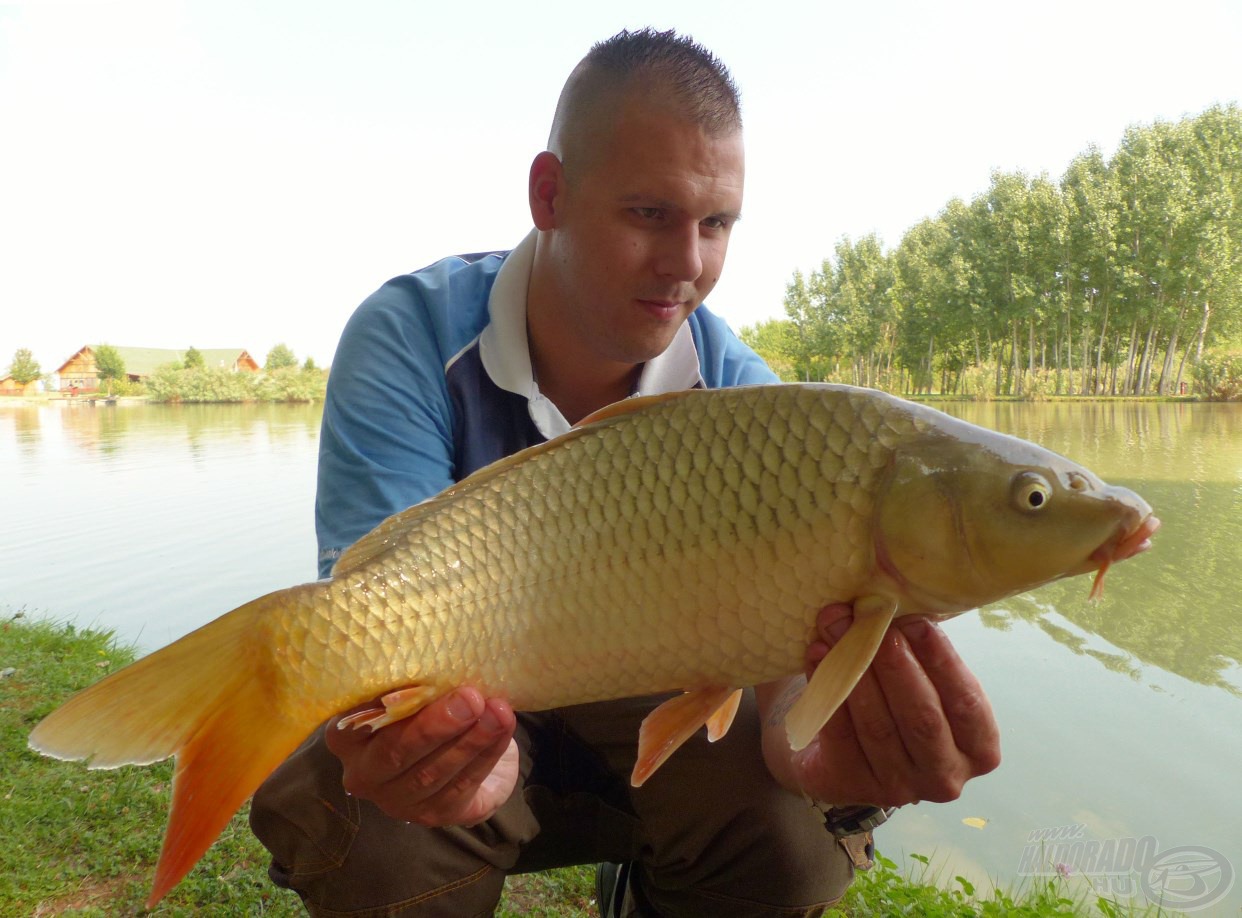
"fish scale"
28,383,1157,907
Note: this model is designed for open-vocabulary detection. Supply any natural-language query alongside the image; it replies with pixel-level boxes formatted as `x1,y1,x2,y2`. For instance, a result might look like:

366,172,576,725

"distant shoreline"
0,394,148,407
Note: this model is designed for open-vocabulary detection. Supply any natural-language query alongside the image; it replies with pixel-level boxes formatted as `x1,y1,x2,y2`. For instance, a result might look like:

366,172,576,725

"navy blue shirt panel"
447,342,546,480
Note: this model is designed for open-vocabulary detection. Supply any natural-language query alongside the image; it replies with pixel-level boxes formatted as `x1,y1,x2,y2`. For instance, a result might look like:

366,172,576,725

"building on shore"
0,375,42,397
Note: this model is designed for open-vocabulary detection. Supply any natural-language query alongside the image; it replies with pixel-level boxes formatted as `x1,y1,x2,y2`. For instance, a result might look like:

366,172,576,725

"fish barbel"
29,383,1158,905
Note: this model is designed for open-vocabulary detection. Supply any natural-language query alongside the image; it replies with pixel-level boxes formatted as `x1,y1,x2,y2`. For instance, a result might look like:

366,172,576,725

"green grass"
0,614,597,916
828,850,1168,918
1,615,296,916
2,615,1165,916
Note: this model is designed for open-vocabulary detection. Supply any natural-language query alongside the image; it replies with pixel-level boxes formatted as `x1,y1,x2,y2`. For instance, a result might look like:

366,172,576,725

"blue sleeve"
314,261,496,578
688,304,780,388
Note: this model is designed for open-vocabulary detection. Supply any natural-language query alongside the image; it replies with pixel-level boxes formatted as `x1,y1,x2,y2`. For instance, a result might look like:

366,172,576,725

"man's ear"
529,151,565,230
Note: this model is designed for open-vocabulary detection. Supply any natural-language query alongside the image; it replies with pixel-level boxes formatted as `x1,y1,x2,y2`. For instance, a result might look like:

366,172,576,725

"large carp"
30,383,1158,906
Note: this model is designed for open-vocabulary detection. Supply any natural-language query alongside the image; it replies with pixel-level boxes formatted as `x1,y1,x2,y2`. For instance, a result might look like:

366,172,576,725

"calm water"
1,401,321,650
2,398,1239,912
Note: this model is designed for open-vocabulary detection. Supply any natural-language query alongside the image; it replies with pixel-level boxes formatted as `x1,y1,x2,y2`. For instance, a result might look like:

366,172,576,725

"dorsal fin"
333,392,694,577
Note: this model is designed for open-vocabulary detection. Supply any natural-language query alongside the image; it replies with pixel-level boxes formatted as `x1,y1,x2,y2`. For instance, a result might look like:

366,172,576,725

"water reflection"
7,406,43,460
0,401,323,652
18,401,326,459
941,401,1242,694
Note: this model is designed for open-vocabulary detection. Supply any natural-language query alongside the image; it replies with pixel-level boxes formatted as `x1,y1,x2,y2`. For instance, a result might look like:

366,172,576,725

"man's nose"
654,222,703,282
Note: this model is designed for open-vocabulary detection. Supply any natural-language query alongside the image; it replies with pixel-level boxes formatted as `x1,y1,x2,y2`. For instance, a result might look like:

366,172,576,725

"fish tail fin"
28,585,320,907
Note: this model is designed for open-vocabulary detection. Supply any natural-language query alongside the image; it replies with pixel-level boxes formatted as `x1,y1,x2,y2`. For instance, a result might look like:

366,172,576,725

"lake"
3,397,1239,913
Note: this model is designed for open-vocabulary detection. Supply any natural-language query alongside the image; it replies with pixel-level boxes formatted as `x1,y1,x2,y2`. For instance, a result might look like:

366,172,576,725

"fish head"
873,422,1159,616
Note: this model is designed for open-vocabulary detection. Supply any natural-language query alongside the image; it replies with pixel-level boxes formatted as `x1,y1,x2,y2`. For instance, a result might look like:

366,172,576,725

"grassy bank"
2,616,1155,916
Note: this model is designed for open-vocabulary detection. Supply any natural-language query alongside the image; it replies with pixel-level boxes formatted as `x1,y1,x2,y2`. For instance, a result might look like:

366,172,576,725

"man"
250,28,1000,917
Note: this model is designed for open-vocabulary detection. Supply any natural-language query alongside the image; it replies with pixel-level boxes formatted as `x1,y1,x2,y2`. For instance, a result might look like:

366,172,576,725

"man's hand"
758,604,1001,808
325,687,519,827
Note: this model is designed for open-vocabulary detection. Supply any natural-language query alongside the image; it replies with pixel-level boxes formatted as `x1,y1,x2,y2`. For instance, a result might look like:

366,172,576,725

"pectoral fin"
705,688,743,742
784,596,897,750
633,686,738,787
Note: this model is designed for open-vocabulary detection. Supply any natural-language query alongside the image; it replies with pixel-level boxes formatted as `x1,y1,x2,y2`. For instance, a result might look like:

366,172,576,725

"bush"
145,364,327,403
106,376,147,397
1193,350,1242,400
957,365,998,400
145,366,251,402
254,367,328,402
1019,368,1058,401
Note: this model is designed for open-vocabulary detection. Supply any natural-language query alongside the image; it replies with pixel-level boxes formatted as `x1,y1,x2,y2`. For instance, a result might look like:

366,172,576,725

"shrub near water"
145,364,327,403
1193,349,1242,400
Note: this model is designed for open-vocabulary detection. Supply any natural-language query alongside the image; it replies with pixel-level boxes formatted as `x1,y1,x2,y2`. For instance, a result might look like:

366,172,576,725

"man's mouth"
636,298,684,318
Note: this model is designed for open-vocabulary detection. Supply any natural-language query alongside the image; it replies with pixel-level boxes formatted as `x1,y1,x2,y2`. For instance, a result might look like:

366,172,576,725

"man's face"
540,97,745,367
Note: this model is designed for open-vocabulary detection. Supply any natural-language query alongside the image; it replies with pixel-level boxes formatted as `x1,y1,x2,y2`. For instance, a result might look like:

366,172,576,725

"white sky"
2,0,1240,373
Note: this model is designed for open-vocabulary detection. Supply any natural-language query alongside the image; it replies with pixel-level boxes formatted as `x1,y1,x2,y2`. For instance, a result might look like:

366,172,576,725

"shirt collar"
479,229,704,439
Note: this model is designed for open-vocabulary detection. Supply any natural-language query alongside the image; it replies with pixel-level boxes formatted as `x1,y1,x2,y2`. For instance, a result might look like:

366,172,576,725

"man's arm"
314,284,462,577
756,604,1001,808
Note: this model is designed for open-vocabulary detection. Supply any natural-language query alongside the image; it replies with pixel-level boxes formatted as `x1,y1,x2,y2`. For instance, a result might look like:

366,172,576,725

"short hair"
548,28,742,157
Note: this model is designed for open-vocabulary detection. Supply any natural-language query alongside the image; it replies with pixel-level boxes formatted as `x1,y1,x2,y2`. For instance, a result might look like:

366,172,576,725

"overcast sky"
3,0,1240,374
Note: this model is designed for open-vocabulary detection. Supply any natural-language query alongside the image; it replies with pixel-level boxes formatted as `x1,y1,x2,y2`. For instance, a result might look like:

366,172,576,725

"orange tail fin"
28,585,321,907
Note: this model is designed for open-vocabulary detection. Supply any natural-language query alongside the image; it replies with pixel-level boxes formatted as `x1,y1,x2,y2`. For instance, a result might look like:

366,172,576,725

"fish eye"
1013,473,1052,512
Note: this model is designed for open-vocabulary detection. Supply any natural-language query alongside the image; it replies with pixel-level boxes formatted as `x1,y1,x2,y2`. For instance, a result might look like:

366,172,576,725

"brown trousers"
249,690,856,917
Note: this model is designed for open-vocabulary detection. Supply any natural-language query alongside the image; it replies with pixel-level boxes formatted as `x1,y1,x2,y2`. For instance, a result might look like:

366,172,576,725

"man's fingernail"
446,692,476,722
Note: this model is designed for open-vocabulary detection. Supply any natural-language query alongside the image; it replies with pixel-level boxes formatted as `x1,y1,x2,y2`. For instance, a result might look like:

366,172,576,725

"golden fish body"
29,384,1158,905
284,384,894,719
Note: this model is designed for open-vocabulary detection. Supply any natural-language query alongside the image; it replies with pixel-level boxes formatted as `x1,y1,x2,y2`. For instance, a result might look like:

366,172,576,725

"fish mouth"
1092,513,1161,565
1087,512,1161,600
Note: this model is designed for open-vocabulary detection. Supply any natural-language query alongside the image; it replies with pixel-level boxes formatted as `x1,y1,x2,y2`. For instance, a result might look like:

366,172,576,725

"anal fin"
633,686,738,787
784,596,897,750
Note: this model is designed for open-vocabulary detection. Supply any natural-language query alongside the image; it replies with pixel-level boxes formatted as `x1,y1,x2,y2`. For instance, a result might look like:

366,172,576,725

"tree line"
742,105,1242,399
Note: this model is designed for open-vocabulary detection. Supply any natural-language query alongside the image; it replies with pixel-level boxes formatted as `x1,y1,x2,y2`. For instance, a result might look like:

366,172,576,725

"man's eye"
702,216,727,230
632,207,663,220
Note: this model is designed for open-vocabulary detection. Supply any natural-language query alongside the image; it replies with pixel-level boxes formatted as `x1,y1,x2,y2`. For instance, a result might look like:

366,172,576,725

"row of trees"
743,105,1242,398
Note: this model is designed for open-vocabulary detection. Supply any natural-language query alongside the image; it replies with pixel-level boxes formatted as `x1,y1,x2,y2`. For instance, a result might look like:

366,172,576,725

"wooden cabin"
0,374,40,396
55,346,260,392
